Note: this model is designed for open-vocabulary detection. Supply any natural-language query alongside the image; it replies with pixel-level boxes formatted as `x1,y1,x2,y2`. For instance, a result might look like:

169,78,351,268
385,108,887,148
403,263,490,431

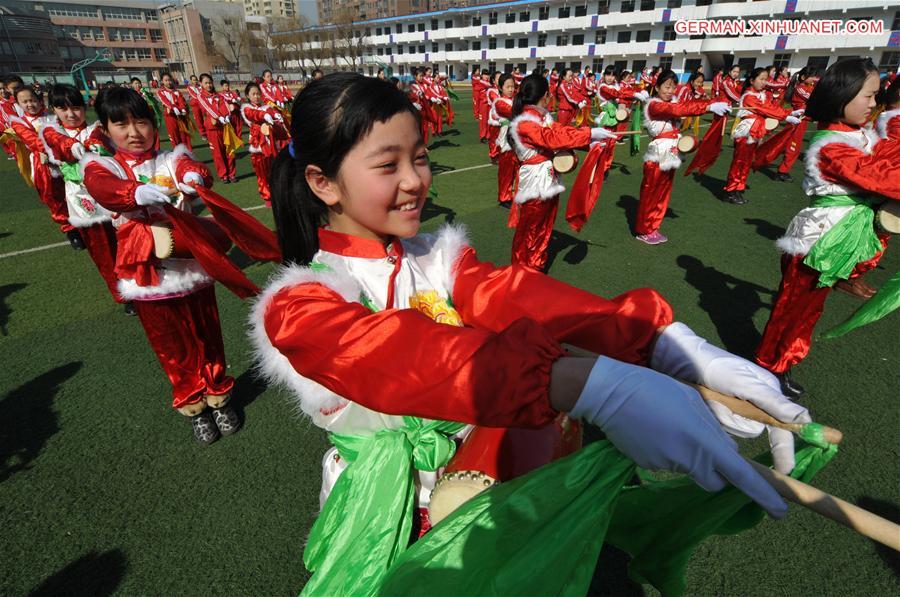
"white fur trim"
68,210,112,228
79,152,127,180
117,259,213,300
248,264,362,417
240,103,255,127
801,128,876,197
37,119,64,165
775,235,808,256
432,223,470,293
876,108,900,139
508,110,554,162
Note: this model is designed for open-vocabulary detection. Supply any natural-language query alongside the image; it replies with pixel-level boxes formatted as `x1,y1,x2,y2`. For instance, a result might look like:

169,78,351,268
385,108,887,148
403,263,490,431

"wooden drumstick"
746,459,900,551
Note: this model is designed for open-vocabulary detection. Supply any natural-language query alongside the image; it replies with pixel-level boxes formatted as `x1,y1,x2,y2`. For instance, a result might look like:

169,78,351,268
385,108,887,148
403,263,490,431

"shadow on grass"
429,161,456,175
856,497,900,580
1,362,81,483
744,218,786,241
676,255,775,357
229,368,269,427
1,282,27,336
617,195,679,235
427,139,460,150
421,197,456,225
0,231,11,240
30,549,128,597
690,172,728,202
546,230,589,271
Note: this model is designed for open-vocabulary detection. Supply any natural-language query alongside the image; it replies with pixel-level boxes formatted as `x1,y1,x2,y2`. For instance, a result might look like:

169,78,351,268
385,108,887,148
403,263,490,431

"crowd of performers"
1,56,898,594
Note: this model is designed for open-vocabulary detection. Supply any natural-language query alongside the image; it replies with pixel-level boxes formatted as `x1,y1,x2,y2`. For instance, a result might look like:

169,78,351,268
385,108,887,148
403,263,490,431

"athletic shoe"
725,191,748,205
778,370,805,399
123,302,137,316
66,230,85,250
777,172,793,183
635,231,668,245
211,405,241,436
190,411,219,445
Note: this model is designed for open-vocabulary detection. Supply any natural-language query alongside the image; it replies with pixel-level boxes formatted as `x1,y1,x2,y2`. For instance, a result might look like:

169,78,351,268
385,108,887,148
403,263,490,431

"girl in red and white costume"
408,68,436,145
711,68,726,101
723,67,802,204
598,67,649,175
721,65,743,106
774,66,821,182
251,73,806,593
509,75,617,270
484,71,503,161
185,74,206,141
512,66,525,88
635,70,731,245
275,75,293,106
477,71,498,144
493,74,517,204
616,70,640,134
754,58,899,398
876,78,900,141
80,87,241,443
40,84,125,308
548,68,559,111
677,71,708,137
219,79,243,137
197,74,237,183
555,68,586,126
8,87,82,249
241,81,287,206
260,69,284,109
156,73,192,151
0,75,24,160
765,66,790,105
470,67,485,122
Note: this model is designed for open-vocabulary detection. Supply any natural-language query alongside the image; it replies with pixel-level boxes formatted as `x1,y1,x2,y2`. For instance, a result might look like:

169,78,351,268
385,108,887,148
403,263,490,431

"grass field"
1,89,898,596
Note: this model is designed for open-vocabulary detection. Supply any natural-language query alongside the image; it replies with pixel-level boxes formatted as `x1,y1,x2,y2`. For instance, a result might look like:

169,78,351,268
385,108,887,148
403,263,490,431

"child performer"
555,68,586,126
276,75,293,108
774,66,821,182
0,75,24,160
723,67,802,205
252,72,808,595
615,70,638,135
241,81,286,206
470,67,484,123
876,78,900,141
765,65,790,105
260,69,284,109
40,84,127,310
197,74,237,184
509,75,617,270
485,71,503,162
185,74,207,142
9,86,82,250
156,73,192,151
219,79,243,137
492,73,517,204
548,67,559,111
81,88,242,443
131,78,163,145
635,70,731,245
754,58,899,397
408,68,435,145
711,67,726,101
597,67,649,174
678,71,708,138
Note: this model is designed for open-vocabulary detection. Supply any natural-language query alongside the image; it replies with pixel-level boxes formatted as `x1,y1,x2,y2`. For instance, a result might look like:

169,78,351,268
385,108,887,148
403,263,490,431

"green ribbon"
822,269,900,338
446,87,459,101
301,416,464,596
802,193,884,287
597,102,618,127
58,161,82,184
141,88,163,128
630,102,643,156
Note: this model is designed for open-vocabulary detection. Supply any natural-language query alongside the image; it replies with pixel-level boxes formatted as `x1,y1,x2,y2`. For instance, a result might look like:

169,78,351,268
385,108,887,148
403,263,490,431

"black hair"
742,67,768,94
785,65,821,104
199,73,213,83
688,70,704,83
262,69,273,78
269,73,420,265
189,74,198,80
312,69,323,77
603,65,616,77
14,86,36,102
245,81,261,96
48,83,85,109
491,70,502,85
652,69,679,97
498,73,514,91
512,74,548,118
390,76,400,85
130,77,141,84
4,74,24,88
806,58,879,122
876,77,900,109
220,79,229,86
94,87,156,128
618,70,631,83
161,72,173,80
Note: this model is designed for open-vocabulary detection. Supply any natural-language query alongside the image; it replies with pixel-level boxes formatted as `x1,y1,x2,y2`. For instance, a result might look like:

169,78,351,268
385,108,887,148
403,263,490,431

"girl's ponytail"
269,147,328,265
512,74,549,118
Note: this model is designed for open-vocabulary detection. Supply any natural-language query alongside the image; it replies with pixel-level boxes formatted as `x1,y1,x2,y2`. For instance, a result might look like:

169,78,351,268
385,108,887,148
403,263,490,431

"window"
636,29,650,42
489,38,497,49
48,6,97,18
518,37,528,48
472,40,481,50
472,16,481,26
395,24,402,33
598,0,610,14
538,33,547,47
489,12,498,25
806,56,829,71
519,11,530,22
696,0,712,5
376,27,382,35
417,23,425,32
640,0,655,10
596,29,606,44
488,61,497,72
432,43,438,52
737,57,757,73
398,46,403,54
570,61,582,71
667,0,682,7
773,53,790,69
150,29,162,41
506,13,515,24
407,24,414,33
431,19,438,29
553,62,566,72
892,10,900,30
684,58,701,75
155,48,167,60
536,59,545,72
573,34,584,45
518,62,526,72
663,24,676,41
632,59,646,73
538,6,549,20
556,34,568,46
377,47,384,55
878,51,899,72
445,20,453,28
614,59,627,72
399,65,405,75
558,7,570,18
103,7,144,20
133,28,146,41
592,58,604,72
622,1,635,13
504,63,513,73
575,5,587,17
418,44,425,53
617,31,631,43
659,56,673,70
135,48,152,60
445,43,453,51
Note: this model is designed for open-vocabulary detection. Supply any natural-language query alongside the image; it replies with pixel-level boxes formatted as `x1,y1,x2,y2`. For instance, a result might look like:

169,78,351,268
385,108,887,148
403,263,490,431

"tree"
209,15,253,71
329,9,371,71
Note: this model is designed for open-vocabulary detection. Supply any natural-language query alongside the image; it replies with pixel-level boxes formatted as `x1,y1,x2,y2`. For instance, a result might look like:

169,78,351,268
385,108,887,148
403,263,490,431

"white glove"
413,102,422,110
577,100,587,109
263,114,275,124
785,115,801,125
134,183,173,206
277,101,284,108
633,90,650,103
590,127,617,141
431,98,441,104
172,108,180,116
177,171,205,195
790,109,805,118
708,102,731,116
571,356,787,518
218,116,229,125
650,322,811,474
70,142,86,161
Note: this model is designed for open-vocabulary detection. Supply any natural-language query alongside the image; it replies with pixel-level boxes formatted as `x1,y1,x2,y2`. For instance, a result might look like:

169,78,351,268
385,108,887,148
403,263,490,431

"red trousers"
230,111,243,137
557,108,575,126
511,197,559,271
478,102,490,140
777,119,808,174
432,104,443,135
207,126,236,180
35,165,72,233
134,284,234,409
190,102,207,139
497,150,518,204
2,139,15,158
80,222,121,302
251,152,273,202
488,125,500,159
725,137,756,192
600,130,617,176
163,114,192,151
445,101,454,126
636,161,675,235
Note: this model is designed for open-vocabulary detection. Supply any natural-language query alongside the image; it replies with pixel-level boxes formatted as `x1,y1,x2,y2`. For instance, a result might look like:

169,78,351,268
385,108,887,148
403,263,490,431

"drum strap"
302,417,465,596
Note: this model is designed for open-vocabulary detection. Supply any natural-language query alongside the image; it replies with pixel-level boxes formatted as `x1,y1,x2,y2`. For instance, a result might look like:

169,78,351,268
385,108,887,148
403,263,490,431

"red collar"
114,147,156,170
820,122,860,132
318,228,404,260
61,121,86,132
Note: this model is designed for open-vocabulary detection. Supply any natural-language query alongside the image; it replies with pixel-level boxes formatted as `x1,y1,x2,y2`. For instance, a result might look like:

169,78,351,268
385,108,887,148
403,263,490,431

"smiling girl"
251,73,808,594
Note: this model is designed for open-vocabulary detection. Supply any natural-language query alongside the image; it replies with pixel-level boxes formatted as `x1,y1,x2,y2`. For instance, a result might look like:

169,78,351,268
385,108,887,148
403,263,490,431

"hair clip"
288,139,296,159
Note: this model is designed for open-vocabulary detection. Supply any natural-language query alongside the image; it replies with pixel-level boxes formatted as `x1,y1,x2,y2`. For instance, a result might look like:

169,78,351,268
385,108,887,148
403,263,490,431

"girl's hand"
590,127,617,141
135,184,173,206
633,90,650,102
263,114,275,124
785,115,802,125
708,102,731,116
177,172,205,195
218,116,229,125
70,143,86,161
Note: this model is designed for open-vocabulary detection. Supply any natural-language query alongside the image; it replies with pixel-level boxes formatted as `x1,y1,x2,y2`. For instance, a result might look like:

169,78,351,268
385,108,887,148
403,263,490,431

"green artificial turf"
1,91,898,596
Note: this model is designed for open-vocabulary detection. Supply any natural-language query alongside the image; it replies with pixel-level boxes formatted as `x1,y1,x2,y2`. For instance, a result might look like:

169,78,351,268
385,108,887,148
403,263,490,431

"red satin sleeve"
818,141,900,201
451,248,674,365
241,105,268,124
83,161,140,211
173,155,213,189
517,120,592,152
10,119,42,154
495,101,513,119
42,126,78,162
743,95,791,120
649,99,712,120
264,282,565,428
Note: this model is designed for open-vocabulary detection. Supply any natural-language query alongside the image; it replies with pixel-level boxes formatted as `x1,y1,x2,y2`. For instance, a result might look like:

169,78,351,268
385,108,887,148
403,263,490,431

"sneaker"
778,370,806,399
66,230,85,250
211,405,241,436
724,191,748,205
222,179,231,184
190,411,219,445
123,302,137,316
777,172,793,183
635,230,668,245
